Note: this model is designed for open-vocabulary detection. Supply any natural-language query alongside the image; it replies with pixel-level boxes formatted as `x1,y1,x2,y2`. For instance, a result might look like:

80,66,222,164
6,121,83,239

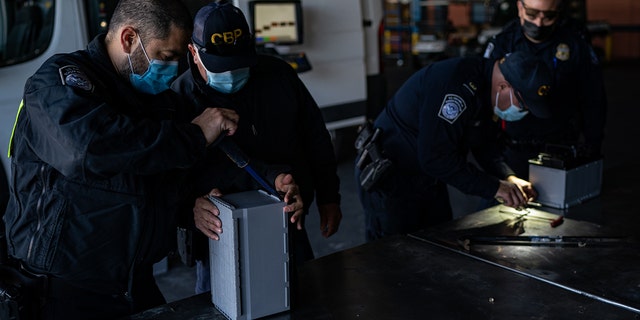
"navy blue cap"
498,51,552,118
192,1,257,72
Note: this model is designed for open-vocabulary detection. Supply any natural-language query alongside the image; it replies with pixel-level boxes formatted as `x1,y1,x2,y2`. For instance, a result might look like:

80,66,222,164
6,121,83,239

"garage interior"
153,2,640,317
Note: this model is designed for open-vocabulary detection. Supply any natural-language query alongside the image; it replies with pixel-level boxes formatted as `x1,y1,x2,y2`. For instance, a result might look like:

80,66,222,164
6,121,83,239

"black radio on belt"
355,123,392,191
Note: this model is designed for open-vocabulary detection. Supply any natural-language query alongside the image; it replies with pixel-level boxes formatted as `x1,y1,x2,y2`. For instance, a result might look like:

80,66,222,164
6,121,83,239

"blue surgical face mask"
494,89,529,121
203,67,250,94
128,36,179,95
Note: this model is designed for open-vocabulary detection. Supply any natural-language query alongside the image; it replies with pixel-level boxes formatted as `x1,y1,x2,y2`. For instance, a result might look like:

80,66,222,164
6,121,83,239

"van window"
84,1,118,41
0,0,212,68
0,0,54,67
0,0,119,68
82,0,210,42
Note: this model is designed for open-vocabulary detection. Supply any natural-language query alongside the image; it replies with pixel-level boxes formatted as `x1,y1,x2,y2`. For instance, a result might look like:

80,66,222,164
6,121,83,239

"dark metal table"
126,206,639,319
412,205,640,315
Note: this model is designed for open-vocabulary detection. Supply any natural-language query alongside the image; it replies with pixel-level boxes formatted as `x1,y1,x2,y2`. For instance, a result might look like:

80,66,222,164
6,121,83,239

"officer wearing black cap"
483,0,607,177
497,51,552,119
172,1,342,294
355,51,552,242
190,1,257,73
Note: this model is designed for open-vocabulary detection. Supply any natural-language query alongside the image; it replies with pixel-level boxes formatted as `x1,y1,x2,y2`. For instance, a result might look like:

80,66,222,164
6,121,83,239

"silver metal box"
529,159,603,209
208,190,289,320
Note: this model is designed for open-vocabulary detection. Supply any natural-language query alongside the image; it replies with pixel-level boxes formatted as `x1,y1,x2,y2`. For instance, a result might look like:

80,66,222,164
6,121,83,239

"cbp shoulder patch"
59,65,93,91
438,94,466,124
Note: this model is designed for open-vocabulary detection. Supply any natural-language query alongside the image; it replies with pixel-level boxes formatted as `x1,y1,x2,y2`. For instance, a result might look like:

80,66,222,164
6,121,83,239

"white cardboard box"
208,190,289,320
529,159,603,209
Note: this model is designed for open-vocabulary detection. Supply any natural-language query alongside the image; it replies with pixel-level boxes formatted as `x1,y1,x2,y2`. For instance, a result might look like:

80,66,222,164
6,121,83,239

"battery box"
208,190,289,320
528,154,603,209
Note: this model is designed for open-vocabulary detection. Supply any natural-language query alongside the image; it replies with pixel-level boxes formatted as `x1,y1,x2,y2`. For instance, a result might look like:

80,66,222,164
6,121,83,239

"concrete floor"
155,57,640,303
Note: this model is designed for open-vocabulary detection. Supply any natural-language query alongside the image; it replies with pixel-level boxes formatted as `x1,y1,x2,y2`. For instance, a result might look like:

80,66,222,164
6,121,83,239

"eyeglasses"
520,0,559,22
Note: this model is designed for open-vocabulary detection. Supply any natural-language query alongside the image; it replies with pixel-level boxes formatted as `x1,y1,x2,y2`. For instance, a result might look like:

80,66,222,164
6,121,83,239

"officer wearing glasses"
483,0,607,178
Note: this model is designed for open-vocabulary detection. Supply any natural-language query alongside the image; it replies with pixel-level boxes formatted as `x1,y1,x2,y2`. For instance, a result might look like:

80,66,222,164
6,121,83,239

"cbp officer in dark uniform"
355,52,553,241
483,0,607,177
4,1,243,319
172,1,342,293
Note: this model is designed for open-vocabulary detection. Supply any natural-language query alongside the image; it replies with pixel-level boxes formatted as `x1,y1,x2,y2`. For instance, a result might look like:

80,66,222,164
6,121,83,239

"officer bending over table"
355,51,553,241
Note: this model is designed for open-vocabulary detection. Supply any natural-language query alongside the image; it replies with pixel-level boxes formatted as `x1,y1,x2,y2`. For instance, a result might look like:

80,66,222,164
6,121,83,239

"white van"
0,0,384,195
0,0,114,211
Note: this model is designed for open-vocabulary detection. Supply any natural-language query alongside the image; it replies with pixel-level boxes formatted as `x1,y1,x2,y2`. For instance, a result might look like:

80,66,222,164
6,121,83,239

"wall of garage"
588,0,640,60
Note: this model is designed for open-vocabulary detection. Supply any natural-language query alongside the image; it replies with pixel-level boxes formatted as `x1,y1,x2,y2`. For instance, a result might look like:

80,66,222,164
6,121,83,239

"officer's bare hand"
274,173,304,230
191,108,239,146
495,180,529,209
194,188,224,240
318,203,342,238
507,175,538,200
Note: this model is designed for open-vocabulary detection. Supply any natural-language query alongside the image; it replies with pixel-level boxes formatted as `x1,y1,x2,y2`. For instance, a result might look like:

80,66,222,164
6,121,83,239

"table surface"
125,205,640,319
412,205,640,314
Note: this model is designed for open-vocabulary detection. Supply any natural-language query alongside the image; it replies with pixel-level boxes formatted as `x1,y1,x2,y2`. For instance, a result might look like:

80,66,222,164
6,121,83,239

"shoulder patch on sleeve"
59,65,94,91
438,94,466,124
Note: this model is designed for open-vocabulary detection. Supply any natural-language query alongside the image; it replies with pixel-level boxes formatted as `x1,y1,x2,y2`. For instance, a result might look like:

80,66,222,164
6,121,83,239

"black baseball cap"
192,1,258,72
498,51,552,118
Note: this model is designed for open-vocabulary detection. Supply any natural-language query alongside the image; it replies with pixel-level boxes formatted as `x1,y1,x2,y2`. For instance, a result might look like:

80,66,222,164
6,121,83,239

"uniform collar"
88,34,116,73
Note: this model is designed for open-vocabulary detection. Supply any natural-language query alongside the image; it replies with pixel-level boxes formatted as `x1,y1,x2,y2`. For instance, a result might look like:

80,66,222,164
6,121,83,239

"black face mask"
522,20,556,41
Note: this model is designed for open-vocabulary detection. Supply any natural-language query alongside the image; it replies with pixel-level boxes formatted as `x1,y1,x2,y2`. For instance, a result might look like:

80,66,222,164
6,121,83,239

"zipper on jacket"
126,196,151,304
26,164,46,260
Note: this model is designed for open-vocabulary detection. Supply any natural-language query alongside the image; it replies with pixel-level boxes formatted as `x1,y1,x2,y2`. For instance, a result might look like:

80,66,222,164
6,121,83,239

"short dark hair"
108,0,192,41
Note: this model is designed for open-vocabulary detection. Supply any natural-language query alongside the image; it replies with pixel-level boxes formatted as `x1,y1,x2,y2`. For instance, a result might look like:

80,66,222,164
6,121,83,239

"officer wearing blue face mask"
483,0,607,178
172,1,343,295
4,0,241,319
494,89,528,121
493,52,552,122
128,34,180,94
355,51,552,242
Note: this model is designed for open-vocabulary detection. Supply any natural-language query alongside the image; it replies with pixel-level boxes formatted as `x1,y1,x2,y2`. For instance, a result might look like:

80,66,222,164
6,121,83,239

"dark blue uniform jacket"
171,54,340,212
484,18,607,151
4,35,207,295
375,57,513,199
